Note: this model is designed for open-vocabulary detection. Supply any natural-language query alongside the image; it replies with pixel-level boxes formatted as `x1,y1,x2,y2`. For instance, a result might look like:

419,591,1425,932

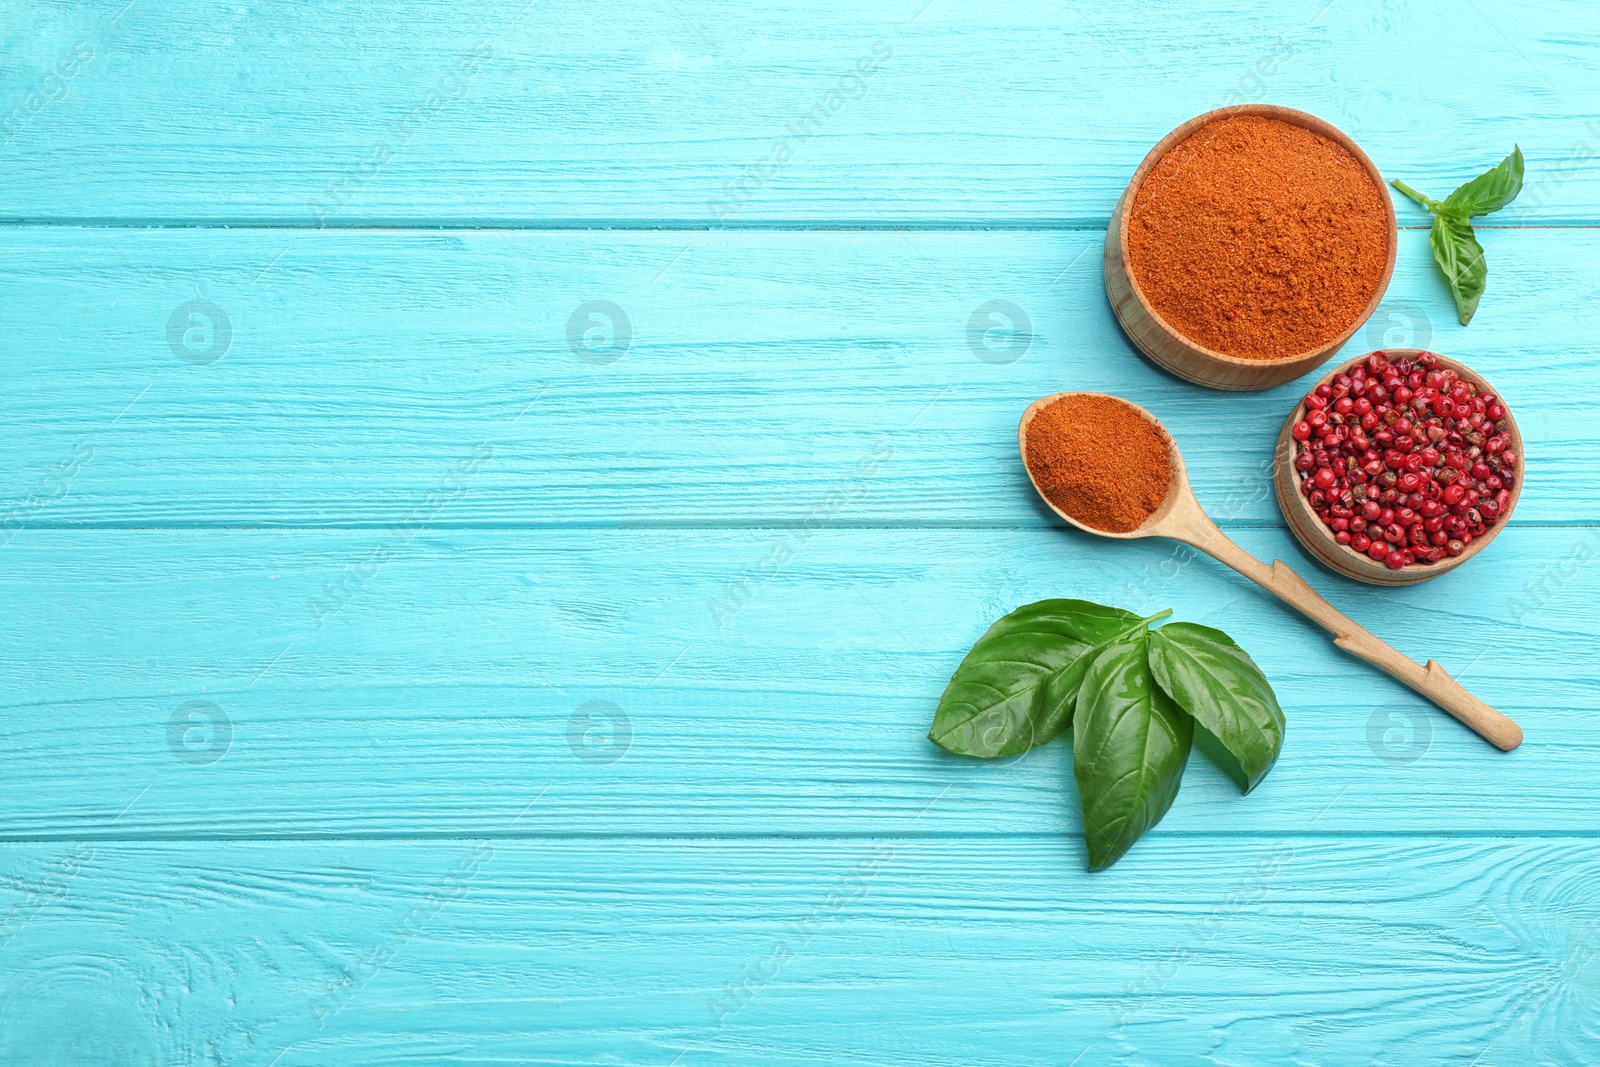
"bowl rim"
1117,103,1399,369
1275,348,1524,584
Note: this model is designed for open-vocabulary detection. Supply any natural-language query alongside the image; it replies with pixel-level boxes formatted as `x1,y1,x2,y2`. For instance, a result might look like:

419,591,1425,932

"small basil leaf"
1442,146,1524,218
929,599,1145,758
1146,622,1284,794
1429,213,1488,325
1073,632,1193,871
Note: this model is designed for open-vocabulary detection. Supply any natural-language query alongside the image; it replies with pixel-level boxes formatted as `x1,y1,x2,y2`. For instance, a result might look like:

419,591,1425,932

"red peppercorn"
1292,354,1515,569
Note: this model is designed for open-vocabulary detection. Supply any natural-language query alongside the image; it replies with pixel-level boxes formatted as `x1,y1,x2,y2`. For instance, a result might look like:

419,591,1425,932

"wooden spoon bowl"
1274,350,1524,585
1103,104,1397,391
1018,392,1191,540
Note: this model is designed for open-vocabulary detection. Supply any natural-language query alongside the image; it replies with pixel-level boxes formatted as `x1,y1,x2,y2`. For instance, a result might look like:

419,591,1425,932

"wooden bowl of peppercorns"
1273,349,1523,585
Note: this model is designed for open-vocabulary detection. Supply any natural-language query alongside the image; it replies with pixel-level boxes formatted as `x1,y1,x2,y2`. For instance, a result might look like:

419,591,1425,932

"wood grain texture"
3,0,1600,224
7,1,1600,1059
1,526,1593,839
1,226,1595,528
0,837,1596,1066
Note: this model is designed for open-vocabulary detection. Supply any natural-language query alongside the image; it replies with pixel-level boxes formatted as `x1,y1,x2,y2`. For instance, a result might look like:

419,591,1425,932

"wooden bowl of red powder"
1274,349,1524,585
1105,105,1396,391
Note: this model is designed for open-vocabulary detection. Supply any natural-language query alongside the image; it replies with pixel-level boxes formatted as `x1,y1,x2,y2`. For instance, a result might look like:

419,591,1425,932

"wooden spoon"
1019,392,1522,751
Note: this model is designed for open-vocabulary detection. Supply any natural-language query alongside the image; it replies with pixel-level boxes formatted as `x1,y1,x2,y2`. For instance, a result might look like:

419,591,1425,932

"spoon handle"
1176,514,1523,751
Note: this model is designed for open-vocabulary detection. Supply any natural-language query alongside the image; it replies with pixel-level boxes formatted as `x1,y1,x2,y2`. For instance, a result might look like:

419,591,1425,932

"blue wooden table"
4,1,1598,1063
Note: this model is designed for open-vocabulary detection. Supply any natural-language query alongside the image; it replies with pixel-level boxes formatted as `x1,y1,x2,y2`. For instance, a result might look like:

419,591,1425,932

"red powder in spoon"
1024,394,1172,533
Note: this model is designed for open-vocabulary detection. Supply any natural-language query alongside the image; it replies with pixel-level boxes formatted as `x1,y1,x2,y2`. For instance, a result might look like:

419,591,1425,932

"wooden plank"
1,526,1593,839
3,0,1599,224
1,226,1591,528
0,836,1593,1065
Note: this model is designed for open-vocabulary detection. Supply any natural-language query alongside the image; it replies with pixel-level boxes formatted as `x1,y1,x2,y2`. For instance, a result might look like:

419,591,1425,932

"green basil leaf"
928,599,1145,758
1442,146,1524,217
1429,213,1488,325
1146,622,1285,794
1073,632,1193,871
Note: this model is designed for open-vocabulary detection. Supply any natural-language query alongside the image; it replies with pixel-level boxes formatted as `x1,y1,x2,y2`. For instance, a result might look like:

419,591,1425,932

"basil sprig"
929,599,1285,871
1391,146,1523,325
